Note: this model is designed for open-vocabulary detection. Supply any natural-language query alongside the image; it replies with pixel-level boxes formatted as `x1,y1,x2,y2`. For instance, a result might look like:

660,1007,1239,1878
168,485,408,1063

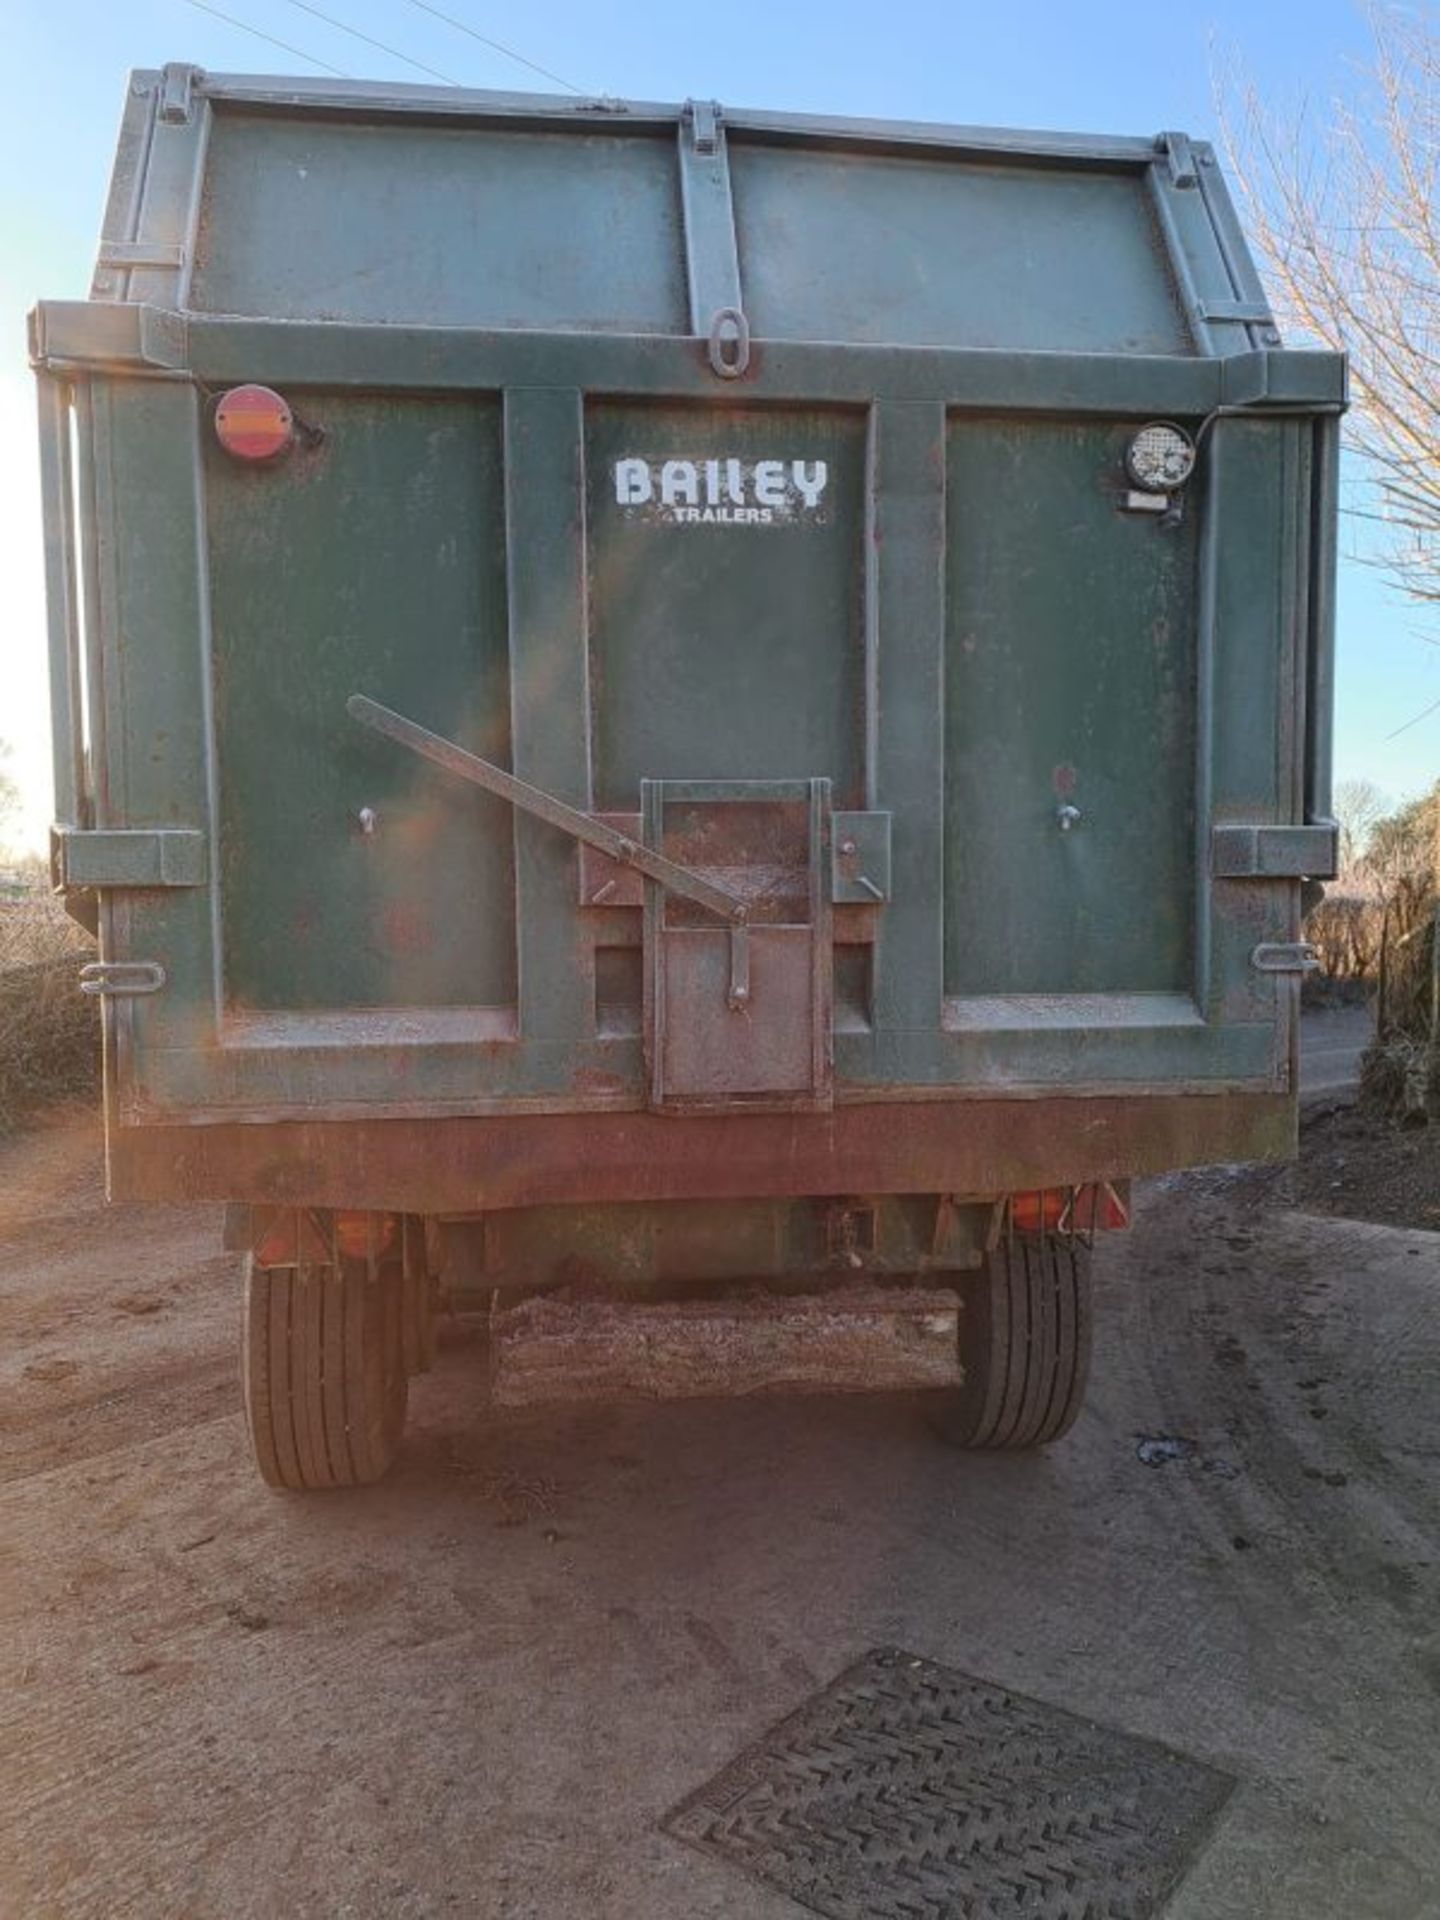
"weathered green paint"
944,417,1198,997
32,71,1344,1174
503,386,592,1046
206,391,516,1012
868,401,947,1037
191,116,690,333
730,145,1192,354
585,403,868,811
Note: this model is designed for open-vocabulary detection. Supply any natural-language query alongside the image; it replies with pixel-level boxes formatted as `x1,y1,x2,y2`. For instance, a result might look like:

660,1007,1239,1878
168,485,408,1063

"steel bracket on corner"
51,825,208,891
1211,822,1338,882
28,301,189,377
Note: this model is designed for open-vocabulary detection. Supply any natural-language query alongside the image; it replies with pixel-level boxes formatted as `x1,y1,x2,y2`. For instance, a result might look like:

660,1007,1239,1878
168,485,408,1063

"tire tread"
241,1254,407,1490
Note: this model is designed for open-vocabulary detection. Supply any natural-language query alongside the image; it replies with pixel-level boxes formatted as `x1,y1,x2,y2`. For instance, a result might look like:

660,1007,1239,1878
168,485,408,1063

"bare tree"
1333,774,1389,875
1227,16,1439,1106
1224,9,1439,611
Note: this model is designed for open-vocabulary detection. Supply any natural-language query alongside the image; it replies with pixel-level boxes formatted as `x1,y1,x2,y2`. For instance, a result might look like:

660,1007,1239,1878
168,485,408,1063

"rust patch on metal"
380,901,435,956
108,1093,1296,1213
571,1066,627,1098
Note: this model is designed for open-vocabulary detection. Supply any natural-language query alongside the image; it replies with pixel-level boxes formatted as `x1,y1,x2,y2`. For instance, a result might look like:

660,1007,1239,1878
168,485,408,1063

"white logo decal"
612,456,830,526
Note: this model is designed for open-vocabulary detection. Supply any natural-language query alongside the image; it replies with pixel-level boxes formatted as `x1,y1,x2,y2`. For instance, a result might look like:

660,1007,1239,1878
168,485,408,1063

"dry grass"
0,863,98,1134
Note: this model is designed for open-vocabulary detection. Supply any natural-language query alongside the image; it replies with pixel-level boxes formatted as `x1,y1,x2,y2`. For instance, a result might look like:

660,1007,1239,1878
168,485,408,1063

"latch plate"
583,809,893,908
832,812,892,903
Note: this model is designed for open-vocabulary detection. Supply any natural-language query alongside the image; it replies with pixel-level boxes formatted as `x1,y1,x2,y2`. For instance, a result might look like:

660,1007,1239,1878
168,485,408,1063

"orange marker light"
214,384,294,462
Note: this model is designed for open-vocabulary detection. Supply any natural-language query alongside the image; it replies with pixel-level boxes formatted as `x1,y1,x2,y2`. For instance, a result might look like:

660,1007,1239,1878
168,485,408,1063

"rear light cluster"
214,384,294,462
252,1208,399,1268
1009,1184,1130,1236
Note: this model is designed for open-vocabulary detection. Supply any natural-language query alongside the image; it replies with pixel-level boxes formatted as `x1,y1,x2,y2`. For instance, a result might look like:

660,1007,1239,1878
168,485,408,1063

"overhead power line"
285,0,464,86
402,0,584,95
183,0,350,76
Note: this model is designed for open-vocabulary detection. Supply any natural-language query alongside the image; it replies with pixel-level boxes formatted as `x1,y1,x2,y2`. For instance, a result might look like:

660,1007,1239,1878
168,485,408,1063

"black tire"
936,1236,1093,1450
242,1252,408,1490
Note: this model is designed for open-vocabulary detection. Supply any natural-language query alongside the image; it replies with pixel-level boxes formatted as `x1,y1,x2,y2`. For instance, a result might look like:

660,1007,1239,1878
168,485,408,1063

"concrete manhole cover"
664,1648,1233,1919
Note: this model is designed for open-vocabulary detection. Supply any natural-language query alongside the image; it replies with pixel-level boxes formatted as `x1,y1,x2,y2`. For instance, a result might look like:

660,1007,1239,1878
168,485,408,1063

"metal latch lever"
347,695,750,929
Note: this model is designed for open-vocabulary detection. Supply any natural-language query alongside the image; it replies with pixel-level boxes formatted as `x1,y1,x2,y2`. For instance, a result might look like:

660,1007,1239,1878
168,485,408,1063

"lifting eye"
214,384,295,462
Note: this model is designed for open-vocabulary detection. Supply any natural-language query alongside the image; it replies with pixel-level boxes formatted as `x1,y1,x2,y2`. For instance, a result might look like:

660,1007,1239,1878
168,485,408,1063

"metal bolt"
357,806,378,835
840,838,858,857
1056,804,1082,832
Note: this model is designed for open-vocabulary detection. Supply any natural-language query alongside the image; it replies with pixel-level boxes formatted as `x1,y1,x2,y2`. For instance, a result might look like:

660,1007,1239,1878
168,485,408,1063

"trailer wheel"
937,1237,1093,1450
242,1253,408,1490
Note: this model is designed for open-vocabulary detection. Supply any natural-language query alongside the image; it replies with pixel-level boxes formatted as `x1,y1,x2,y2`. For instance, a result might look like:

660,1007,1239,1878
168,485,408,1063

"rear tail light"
1010,1189,1069,1235
214,384,294,462
1010,1183,1130,1235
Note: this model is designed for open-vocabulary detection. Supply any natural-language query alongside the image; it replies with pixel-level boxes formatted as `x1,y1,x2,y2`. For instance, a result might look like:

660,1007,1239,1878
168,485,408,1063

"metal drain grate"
664,1648,1233,1920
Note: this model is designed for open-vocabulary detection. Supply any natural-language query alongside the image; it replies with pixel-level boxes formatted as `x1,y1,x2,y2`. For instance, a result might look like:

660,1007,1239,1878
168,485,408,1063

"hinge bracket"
158,63,203,127
685,98,721,155
1157,130,1197,189
1198,297,1275,326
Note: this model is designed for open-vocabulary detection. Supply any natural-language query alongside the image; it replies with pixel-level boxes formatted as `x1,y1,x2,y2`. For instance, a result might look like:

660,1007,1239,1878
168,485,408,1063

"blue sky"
2,0,1435,846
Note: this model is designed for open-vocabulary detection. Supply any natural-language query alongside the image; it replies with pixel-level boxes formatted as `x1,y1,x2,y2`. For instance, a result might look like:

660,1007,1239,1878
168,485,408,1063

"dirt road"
1299,1003,1374,1101
2,1107,1437,1919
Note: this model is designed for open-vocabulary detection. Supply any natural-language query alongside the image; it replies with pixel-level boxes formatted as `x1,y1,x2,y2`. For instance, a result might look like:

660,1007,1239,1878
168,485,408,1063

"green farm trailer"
31,67,1343,1487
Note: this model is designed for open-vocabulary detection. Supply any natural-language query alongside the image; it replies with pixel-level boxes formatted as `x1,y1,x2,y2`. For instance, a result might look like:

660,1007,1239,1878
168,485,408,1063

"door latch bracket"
1250,942,1320,976
79,960,168,997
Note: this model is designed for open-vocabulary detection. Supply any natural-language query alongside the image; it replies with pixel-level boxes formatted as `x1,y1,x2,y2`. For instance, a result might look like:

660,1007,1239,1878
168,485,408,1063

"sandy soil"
1,1099,1438,1919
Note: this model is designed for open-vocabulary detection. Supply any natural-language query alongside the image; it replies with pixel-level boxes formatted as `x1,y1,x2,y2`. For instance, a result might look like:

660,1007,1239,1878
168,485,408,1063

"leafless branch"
1222,8,1439,611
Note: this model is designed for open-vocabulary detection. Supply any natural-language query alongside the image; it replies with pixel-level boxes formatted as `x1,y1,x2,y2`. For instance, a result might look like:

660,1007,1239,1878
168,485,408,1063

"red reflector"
1064,1183,1131,1231
214,383,293,462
